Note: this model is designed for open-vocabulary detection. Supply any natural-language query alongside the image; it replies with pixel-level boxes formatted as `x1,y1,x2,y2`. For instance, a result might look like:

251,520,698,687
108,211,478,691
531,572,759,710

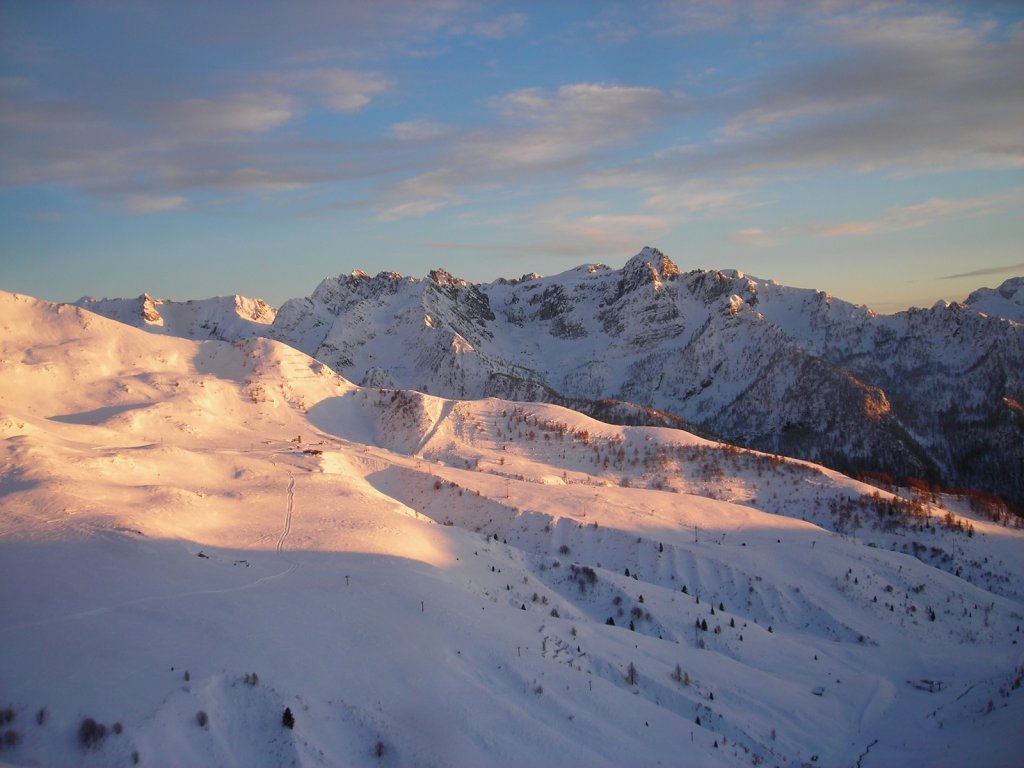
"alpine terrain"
80,248,1024,508
2,282,1022,767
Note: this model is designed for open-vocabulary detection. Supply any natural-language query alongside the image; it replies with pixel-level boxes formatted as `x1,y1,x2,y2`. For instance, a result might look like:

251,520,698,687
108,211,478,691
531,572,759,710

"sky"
1,1,1022,313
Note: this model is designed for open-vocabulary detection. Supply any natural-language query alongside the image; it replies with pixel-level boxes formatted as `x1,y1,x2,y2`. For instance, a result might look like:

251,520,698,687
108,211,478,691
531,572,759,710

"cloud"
474,83,677,172
730,228,779,248
814,221,879,237
391,119,449,141
561,213,670,253
376,170,462,221
422,198,669,261
816,189,1024,238
157,92,296,137
939,262,1024,281
373,83,679,219
714,9,1024,175
729,188,1023,247
263,68,389,112
472,13,527,40
589,5,1024,210
123,194,187,214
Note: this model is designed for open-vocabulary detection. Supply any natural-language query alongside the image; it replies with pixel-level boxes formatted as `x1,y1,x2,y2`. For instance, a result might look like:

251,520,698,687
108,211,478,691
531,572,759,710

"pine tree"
282,707,295,730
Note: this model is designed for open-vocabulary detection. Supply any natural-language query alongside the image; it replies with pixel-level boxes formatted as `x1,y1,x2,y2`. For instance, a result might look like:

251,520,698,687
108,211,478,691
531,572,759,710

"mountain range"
77,248,1024,509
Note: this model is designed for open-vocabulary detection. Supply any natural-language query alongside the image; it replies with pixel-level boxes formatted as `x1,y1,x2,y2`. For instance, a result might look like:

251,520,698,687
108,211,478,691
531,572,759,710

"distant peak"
623,247,680,280
428,268,468,288
618,247,679,296
994,276,1024,299
348,269,403,281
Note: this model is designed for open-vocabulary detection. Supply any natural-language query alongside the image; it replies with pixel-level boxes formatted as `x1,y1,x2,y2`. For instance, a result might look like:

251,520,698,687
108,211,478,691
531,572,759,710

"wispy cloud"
729,228,779,248
422,198,669,262
155,92,297,137
471,13,528,40
262,68,390,112
123,194,187,214
729,188,1023,247
391,119,450,141
372,83,681,219
480,83,676,171
816,189,1024,238
376,170,461,221
940,262,1024,281
591,5,1024,213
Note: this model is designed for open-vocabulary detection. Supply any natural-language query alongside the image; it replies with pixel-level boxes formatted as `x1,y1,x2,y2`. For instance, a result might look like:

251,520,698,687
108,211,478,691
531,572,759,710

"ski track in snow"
278,476,295,554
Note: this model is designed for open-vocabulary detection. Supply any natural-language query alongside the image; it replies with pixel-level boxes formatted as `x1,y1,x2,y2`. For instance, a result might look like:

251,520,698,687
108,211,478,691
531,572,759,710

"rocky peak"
141,293,162,324
623,247,679,281
233,295,276,322
425,268,496,326
612,247,682,300
428,268,467,288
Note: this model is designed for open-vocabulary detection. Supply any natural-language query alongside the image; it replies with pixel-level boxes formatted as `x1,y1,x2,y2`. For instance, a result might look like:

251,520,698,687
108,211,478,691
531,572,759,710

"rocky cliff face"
264,249,1023,504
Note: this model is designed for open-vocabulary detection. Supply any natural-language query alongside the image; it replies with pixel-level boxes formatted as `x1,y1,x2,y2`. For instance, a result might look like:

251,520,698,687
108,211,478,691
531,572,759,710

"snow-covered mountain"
2,289,1022,767
964,277,1024,324
76,293,276,341
265,250,1024,507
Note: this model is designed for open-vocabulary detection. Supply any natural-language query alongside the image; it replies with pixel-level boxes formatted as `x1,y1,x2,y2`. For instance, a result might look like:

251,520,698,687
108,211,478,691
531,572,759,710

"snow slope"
1,290,1023,767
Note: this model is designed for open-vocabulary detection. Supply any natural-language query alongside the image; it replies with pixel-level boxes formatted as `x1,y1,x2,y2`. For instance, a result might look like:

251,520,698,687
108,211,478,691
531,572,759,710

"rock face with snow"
268,249,1024,505
76,293,276,341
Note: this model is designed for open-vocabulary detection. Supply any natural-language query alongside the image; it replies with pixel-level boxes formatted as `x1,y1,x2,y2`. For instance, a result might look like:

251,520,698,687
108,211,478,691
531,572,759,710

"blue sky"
1,1,1022,312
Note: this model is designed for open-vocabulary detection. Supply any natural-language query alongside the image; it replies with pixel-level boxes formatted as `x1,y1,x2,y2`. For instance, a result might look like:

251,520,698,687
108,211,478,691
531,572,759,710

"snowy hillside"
1,290,1023,767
